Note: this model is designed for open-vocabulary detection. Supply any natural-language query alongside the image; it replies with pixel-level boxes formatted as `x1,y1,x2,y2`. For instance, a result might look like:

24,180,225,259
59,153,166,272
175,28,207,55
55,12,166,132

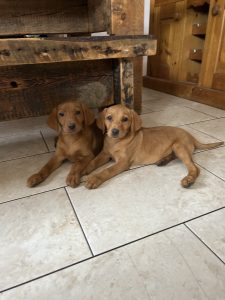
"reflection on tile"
187,209,225,262
194,146,225,181
0,189,91,291
2,225,225,300
0,116,47,138
189,118,225,141
0,153,71,203
0,132,48,162
140,107,214,127
68,161,225,254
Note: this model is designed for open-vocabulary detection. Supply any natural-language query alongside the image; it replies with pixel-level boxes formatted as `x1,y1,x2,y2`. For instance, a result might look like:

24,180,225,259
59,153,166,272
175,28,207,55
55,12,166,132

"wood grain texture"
0,36,156,66
110,0,144,112
199,0,225,87
0,60,114,121
119,58,134,107
88,0,110,32
0,0,89,35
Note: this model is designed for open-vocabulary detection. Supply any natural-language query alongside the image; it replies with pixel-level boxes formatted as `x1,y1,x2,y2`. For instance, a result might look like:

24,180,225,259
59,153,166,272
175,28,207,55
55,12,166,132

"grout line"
0,186,65,206
182,105,224,118
195,162,225,183
183,116,225,126
40,130,50,152
184,224,225,265
1,157,224,206
2,205,225,294
180,124,224,142
64,187,94,257
0,150,55,165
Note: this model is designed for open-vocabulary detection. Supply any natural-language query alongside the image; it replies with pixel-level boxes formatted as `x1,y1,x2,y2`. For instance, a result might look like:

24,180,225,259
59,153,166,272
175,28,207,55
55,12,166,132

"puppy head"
47,101,95,134
97,104,142,139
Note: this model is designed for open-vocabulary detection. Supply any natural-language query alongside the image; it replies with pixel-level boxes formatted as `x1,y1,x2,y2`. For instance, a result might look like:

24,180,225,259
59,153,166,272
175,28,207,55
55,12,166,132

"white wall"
143,0,151,75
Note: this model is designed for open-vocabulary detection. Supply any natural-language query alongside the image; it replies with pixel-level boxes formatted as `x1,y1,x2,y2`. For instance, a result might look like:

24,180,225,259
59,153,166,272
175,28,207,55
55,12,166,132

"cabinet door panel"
212,17,225,91
200,0,225,90
148,1,185,81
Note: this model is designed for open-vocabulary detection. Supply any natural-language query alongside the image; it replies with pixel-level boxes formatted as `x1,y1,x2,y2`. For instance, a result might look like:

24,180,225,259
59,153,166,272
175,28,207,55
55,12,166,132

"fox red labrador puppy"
27,101,103,188
84,104,223,189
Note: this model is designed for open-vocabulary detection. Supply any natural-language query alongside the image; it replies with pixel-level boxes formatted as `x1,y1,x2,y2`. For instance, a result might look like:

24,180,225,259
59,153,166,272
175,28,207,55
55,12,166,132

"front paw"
27,173,43,187
66,173,80,188
85,175,102,189
82,165,93,176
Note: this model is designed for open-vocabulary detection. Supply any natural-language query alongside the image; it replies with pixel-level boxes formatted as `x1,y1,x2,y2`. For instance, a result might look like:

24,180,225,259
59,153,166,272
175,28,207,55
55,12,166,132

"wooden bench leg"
113,58,134,108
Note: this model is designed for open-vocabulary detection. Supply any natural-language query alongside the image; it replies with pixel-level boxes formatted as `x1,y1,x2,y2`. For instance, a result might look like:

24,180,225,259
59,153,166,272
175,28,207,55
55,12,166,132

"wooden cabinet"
0,1,157,120
149,0,186,81
144,0,225,110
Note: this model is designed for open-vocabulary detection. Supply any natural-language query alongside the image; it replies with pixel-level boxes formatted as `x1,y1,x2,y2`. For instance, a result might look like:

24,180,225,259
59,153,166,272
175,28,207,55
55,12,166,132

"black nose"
111,128,119,137
68,123,75,130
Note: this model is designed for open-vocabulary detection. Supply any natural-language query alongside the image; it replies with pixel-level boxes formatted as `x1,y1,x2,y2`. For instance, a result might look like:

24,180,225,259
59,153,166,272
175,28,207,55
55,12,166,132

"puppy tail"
194,139,224,150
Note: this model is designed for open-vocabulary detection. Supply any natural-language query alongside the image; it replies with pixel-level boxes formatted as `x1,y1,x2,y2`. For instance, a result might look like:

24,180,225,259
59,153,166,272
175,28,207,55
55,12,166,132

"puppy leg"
82,151,111,175
156,152,176,166
172,143,200,188
66,154,94,188
27,154,64,187
85,160,130,189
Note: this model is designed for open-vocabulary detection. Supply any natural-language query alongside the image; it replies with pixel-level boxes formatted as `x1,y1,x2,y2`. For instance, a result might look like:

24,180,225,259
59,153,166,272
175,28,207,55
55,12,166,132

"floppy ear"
81,102,95,127
131,109,142,133
47,108,59,132
96,108,107,133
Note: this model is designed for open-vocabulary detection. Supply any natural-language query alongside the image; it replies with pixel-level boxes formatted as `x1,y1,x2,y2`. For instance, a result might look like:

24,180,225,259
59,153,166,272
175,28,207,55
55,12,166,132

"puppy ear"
131,109,142,133
81,102,95,126
47,108,59,132
96,108,107,133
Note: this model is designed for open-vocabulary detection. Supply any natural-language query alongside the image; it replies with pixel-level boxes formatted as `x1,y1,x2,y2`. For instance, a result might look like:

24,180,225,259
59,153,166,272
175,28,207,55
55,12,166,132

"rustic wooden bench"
0,0,157,121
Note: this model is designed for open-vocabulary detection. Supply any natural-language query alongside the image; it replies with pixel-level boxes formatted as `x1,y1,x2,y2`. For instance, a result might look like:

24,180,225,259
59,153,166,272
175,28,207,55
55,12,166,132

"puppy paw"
85,175,102,189
27,173,43,187
66,173,80,188
181,176,195,188
82,165,93,176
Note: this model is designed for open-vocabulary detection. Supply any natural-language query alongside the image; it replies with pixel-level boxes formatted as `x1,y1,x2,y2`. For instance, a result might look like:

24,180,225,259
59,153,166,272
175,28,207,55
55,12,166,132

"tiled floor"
0,88,225,299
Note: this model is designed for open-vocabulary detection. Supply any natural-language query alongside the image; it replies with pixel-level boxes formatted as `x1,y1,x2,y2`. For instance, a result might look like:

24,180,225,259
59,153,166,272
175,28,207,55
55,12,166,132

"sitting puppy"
27,101,103,188
84,104,223,189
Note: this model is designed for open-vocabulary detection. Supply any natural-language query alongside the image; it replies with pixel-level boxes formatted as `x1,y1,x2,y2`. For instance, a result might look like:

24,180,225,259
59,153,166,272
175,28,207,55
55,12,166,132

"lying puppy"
27,101,103,188
84,104,224,189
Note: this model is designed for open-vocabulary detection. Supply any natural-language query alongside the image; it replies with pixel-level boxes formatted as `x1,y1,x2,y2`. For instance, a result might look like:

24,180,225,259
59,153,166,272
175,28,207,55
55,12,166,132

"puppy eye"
58,112,64,117
122,116,128,122
106,115,112,121
75,110,81,115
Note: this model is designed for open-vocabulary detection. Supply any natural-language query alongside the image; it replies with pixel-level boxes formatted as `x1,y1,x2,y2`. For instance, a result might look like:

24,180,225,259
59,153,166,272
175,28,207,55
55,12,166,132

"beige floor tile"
0,116,47,138
127,225,225,300
179,125,222,152
140,107,214,127
0,248,149,300
41,127,57,152
187,209,225,262
0,153,71,203
0,189,91,291
189,118,225,141
183,101,225,118
0,132,48,162
2,225,225,300
67,160,225,254
194,146,225,181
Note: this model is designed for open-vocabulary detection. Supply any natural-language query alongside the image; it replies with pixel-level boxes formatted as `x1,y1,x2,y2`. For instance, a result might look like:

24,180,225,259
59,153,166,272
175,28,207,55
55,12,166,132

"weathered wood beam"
0,36,157,66
113,58,134,108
